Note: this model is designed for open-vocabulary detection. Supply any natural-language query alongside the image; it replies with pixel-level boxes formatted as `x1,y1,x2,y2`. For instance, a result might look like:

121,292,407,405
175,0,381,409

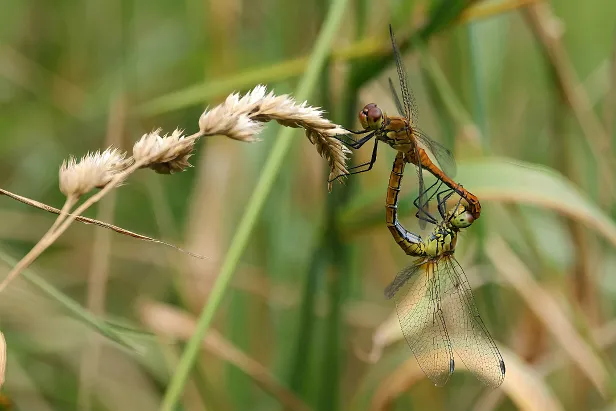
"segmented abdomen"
385,152,426,256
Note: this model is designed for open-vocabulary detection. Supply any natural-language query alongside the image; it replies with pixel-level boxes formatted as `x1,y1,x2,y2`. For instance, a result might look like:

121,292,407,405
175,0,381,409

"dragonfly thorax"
425,225,457,257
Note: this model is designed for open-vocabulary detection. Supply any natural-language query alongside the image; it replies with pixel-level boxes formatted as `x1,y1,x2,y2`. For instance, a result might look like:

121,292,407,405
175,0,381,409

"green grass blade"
137,58,306,116
349,0,470,89
0,249,141,353
159,0,351,409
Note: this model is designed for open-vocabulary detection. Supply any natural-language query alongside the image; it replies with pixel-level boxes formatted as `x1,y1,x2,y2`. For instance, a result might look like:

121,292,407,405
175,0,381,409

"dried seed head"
224,84,267,116
306,127,351,191
59,147,129,197
198,104,263,142
197,85,269,142
252,91,338,131
133,128,195,174
198,85,349,189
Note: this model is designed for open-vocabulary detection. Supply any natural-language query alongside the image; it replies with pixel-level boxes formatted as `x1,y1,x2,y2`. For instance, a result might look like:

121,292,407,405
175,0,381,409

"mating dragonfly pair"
333,26,505,388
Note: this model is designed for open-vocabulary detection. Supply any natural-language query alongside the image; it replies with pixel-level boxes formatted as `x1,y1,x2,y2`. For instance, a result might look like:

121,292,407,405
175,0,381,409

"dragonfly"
334,25,481,227
382,151,505,387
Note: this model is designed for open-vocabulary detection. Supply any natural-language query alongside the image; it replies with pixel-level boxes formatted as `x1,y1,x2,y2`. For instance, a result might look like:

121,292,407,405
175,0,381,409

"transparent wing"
384,259,424,300
389,25,419,127
414,128,457,179
388,77,405,117
415,152,428,230
396,127,429,229
387,261,455,386
440,257,506,388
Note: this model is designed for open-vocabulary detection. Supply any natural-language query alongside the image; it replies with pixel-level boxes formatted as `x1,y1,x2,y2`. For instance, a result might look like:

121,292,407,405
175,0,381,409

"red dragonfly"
334,25,481,227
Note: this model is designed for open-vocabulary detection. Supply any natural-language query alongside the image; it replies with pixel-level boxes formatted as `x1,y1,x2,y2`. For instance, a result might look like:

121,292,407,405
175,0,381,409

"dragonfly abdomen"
386,152,426,257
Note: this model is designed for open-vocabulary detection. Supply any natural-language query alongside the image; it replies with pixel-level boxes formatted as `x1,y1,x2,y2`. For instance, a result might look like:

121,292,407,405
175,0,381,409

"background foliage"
1,0,616,410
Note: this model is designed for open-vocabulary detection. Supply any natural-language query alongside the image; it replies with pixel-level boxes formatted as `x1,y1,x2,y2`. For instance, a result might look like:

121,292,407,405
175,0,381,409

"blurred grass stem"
524,3,615,204
78,96,125,411
158,0,350,408
0,131,204,294
0,194,77,293
0,250,140,351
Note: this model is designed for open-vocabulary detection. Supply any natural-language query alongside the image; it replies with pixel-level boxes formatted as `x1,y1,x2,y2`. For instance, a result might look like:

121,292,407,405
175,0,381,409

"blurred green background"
1,0,616,410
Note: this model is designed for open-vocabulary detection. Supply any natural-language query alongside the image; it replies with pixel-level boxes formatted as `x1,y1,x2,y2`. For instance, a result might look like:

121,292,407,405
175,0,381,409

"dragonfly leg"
328,140,379,183
344,127,371,135
413,180,442,225
413,179,442,208
413,207,437,225
415,208,438,226
436,187,464,221
334,131,375,149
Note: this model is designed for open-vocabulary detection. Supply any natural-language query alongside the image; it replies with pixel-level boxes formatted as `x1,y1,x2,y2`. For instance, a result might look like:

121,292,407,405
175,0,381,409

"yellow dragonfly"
382,151,505,387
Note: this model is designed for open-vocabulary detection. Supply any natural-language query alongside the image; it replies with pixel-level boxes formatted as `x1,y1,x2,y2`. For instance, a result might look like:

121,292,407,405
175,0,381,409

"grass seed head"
133,128,195,174
59,147,129,197
198,85,350,187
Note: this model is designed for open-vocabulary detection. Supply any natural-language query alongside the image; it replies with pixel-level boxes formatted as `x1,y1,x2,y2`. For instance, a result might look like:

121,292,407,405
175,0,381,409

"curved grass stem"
158,0,351,409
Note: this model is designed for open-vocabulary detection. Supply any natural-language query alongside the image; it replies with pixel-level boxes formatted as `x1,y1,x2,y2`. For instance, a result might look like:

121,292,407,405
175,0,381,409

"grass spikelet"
199,84,349,186
59,148,129,198
133,128,194,174
306,127,351,191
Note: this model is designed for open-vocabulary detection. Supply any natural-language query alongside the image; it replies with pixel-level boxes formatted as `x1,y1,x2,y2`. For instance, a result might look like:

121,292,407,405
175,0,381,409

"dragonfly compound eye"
452,208,474,229
359,103,378,129
366,105,383,129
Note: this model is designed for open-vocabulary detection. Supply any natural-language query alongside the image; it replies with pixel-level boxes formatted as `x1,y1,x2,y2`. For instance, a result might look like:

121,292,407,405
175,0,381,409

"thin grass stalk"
0,250,140,352
461,19,500,331
318,194,349,411
140,302,313,411
0,188,204,258
0,195,77,293
551,67,598,407
457,0,541,24
78,96,125,411
146,176,221,410
0,331,5,389
158,0,350,408
138,0,536,117
0,131,204,293
287,65,336,399
487,235,609,396
316,19,357,407
288,245,324,396
523,2,616,203
466,23,489,152
604,30,616,136
418,43,481,146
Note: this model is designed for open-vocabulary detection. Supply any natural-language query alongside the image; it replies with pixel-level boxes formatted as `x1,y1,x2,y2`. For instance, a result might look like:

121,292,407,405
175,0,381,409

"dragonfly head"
359,103,384,130
448,203,475,229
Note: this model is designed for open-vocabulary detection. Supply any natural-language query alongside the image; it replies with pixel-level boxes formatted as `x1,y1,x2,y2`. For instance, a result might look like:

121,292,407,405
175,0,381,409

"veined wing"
440,257,506,388
388,77,405,117
389,25,419,127
394,125,429,229
415,151,429,230
414,128,457,179
385,258,425,299
386,261,455,386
